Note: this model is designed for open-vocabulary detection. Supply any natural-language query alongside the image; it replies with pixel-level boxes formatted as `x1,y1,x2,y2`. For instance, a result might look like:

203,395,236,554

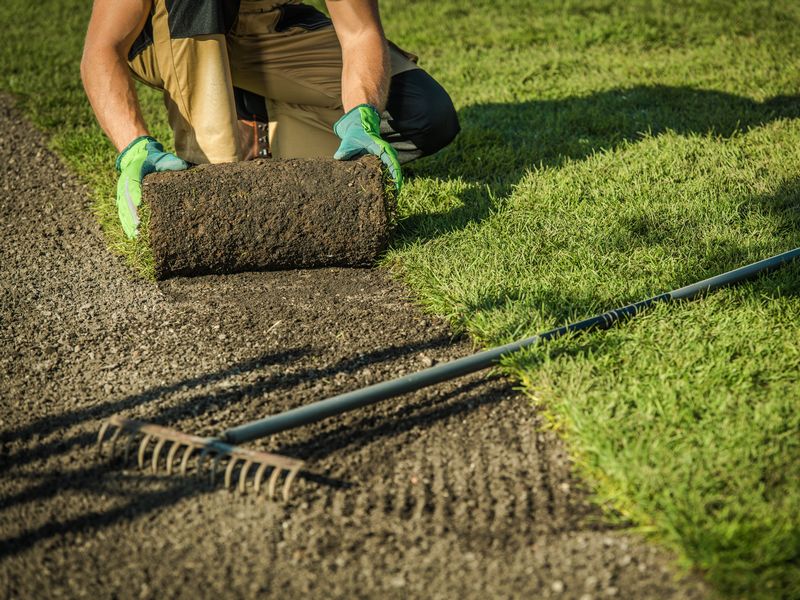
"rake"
97,247,800,500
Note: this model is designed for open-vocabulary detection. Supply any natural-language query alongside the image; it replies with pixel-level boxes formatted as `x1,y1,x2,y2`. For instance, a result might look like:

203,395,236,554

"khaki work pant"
129,0,419,164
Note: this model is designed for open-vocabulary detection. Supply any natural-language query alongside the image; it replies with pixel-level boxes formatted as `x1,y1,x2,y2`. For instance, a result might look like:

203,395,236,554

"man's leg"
127,0,241,164
227,2,459,162
228,3,346,159
382,68,461,164
265,101,343,160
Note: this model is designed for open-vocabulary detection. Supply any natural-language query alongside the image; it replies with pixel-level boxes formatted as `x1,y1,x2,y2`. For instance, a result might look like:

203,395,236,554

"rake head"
97,415,304,501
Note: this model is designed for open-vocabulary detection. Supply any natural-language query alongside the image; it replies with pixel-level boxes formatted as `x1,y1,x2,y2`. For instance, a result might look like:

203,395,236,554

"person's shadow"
398,85,800,241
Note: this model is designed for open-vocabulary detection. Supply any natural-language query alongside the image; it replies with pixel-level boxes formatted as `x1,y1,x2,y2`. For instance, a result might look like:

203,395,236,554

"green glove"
115,136,189,238
333,104,403,192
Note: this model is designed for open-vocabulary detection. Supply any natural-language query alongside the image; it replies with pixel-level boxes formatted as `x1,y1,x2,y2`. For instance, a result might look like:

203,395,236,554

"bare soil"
0,95,708,599
148,155,392,279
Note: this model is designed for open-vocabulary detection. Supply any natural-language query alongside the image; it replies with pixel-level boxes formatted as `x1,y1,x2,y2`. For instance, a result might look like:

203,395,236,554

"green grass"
2,0,800,597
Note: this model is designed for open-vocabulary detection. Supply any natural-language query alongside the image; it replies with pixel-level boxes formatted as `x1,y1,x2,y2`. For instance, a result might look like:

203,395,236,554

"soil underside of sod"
0,97,708,598
147,156,392,279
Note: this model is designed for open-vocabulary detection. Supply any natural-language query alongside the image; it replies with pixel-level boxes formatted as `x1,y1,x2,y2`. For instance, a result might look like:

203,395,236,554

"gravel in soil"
0,95,708,599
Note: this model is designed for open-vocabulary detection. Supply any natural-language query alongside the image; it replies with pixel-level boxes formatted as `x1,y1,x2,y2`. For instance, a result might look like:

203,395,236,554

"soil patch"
0,95,708,599
147,156,392,279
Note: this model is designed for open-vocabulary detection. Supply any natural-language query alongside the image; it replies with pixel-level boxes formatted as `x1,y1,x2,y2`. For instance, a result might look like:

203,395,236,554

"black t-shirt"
129,0,242,60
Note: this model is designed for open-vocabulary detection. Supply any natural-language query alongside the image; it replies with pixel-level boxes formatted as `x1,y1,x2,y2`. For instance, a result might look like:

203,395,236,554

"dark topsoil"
147,156,392,279
0,96,708,599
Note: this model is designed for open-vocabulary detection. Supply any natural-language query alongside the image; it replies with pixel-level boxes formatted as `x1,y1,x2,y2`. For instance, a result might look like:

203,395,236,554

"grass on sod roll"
2,0,799,597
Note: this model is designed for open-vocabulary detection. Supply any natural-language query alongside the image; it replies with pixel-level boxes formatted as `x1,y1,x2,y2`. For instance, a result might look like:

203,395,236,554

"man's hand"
333,104,402,191
116,136,188,238
326,1,400,189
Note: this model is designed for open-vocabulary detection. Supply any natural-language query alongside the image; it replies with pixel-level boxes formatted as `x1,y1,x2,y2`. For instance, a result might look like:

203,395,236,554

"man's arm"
81,0,188,239
325,0,390,112
81,0,152,151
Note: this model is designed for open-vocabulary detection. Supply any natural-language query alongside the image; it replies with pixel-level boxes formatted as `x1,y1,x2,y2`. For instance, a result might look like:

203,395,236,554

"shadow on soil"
0,335,514,558
277,377,502,459
1,348,309,465
0,469,200,561
0,377,507,560
398,85,800,242
1,334,464,470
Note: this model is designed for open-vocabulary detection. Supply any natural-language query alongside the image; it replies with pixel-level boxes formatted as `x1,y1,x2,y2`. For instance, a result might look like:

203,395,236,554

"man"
81,0,460,238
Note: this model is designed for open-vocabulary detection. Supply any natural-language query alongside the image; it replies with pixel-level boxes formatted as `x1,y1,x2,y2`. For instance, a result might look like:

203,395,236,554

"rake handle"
223,247,800,444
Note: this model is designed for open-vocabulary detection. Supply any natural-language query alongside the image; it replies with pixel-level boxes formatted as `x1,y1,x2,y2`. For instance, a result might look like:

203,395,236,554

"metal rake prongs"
97,415,304,501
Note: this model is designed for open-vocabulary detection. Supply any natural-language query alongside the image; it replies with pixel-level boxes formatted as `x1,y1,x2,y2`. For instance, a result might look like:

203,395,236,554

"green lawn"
2,1,799,597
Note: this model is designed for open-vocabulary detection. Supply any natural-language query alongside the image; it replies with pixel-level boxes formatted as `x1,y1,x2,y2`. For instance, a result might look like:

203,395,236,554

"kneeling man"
81,0,460,237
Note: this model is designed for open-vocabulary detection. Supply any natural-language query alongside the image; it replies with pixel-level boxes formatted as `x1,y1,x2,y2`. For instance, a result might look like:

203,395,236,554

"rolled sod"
144,156,394,280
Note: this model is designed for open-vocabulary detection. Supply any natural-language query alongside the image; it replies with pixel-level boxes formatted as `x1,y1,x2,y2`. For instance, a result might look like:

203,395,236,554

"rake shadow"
0,348,311,451
278,376,513,461
0,465,204,560
1,333,461,472
0,354,512,556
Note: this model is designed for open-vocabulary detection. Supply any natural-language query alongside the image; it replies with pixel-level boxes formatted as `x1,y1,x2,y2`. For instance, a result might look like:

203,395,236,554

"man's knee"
417,77,460,155
385,69,460,158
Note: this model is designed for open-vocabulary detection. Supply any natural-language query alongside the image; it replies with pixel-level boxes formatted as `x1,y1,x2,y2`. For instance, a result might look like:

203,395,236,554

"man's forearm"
326,0,391,112
322,0,402,189
340,31,390,112
81,47,149,152
81,0,153,152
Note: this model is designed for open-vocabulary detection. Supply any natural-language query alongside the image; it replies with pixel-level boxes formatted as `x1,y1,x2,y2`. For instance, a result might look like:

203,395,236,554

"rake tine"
96,421,111,456
238,460,253,495
166,442,183,475
99,416,304,501
224,457,238,491
137,434,152,469
282,465,302,502
253,462,269,495
107,426,123,458
267,467,282,500
179,445,196,476
151,437,168,473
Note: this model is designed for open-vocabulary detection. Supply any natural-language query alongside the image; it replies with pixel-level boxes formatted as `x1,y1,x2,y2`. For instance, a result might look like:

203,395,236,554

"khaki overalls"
128,0,419,164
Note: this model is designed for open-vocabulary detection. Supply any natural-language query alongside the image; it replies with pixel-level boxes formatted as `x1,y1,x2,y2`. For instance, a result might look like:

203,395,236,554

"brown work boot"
238,118,269,160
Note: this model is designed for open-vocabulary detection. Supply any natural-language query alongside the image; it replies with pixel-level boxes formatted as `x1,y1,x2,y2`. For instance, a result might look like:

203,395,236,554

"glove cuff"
115,135,158,172
333,104,380,138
